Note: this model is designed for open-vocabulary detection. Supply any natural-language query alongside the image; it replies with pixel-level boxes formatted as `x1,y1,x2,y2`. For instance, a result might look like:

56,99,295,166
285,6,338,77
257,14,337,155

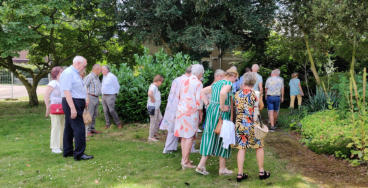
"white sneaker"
52,148,62,154
197,129,202,133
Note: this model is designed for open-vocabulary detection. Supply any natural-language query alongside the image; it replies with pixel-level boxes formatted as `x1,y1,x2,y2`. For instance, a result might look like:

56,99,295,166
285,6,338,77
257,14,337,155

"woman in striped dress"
196,67,238,176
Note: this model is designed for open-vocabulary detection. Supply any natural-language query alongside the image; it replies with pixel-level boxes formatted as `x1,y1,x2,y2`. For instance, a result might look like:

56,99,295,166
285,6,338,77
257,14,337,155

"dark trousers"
62,98,86,159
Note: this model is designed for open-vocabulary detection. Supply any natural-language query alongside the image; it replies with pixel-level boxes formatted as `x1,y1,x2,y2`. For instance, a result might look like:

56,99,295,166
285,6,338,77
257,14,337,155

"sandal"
181,163,196,170
236,173,248,182
219,168,233,176
195,167,209,175
259,171,271,180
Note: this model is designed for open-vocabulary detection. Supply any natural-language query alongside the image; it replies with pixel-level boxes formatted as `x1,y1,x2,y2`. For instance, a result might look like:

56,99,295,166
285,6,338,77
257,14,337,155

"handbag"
214,112,223,135
83,109,92,126
254,115,269,139
147,106,155,116
50,104,64,114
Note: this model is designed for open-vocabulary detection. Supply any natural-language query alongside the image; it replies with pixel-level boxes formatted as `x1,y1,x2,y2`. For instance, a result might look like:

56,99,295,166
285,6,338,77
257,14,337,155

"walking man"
84,64,102,136
60,56,93,161
101,66,122,129
265,69,284,131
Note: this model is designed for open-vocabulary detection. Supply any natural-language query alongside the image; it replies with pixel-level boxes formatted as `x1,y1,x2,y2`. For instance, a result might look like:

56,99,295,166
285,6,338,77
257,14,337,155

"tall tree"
277,0,368,85
0,0,118,106
119,0,277,62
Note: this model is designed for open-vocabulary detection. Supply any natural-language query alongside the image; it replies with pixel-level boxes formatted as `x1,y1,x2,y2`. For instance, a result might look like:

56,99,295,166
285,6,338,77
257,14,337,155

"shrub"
300,110,352,157
112,48,211,123
305,87,338,112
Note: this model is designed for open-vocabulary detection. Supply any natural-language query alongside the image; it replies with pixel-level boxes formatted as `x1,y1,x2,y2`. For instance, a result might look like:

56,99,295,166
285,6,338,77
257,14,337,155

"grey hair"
73,56,87,65
185,65,192,74
102,65,110,72
272,69,280,76
214,69,225,77
242,72,257,87
251,64,259,72
191,64,204,77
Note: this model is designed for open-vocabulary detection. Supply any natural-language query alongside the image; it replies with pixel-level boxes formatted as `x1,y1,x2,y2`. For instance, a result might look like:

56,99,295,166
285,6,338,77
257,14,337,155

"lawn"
0,101,317,188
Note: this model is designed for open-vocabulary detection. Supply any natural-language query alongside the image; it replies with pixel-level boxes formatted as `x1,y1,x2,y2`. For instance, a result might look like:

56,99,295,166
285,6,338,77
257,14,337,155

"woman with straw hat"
196,66,238,176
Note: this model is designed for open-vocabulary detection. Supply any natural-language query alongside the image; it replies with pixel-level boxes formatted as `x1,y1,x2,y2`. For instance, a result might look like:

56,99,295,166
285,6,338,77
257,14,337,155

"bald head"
92,64,101,75
72,56,87,73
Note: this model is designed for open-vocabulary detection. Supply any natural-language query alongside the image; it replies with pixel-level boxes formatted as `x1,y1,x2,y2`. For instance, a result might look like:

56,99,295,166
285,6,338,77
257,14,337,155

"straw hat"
225,66,239,78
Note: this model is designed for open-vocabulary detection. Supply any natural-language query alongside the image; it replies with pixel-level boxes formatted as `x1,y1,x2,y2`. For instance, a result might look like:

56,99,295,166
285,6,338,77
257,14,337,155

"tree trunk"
24,83,39,106
304,36,321,85
350,35,356,77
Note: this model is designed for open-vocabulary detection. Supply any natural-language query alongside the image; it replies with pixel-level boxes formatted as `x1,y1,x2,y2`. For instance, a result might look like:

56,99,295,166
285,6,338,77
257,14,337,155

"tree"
118,0,277,62
277,0,368,85
0,0,118,106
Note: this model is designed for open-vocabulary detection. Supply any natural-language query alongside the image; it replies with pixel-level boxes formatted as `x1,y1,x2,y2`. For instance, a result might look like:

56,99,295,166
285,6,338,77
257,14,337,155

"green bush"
300,110,352,157
305,87,338,112
112,48,211,123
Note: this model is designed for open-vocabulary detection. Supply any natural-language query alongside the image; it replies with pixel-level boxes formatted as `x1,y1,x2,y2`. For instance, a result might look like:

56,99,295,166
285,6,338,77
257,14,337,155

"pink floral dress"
174,75,203,138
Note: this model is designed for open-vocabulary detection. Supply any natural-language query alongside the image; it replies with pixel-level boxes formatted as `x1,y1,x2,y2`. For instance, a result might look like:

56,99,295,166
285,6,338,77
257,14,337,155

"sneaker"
269,126,276,132
197,129,202,133
52,148,62,154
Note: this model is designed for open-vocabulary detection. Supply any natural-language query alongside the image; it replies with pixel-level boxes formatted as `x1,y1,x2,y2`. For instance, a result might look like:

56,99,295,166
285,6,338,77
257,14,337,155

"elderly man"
101,66,122,129
252,64,263,94
265,69,284,131
60,56,93,161
84,64,102,136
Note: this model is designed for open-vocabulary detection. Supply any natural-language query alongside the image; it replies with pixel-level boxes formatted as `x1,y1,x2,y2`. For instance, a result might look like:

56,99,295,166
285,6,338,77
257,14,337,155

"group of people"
43,55,304,182
44,56,122,160
152,64,304,181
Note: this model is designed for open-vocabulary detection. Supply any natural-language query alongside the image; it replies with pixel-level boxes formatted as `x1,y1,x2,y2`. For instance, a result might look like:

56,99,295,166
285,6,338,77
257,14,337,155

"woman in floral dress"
174,64,204,169
234,72,270,182
196,66,238,176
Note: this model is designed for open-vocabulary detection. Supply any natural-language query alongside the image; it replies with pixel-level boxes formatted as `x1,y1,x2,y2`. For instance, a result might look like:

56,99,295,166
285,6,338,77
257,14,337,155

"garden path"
266,130,368,187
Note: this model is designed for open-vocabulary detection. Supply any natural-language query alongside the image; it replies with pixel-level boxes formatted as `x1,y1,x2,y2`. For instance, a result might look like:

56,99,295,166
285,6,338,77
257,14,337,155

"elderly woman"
289,73,304,109
44,66,64,154
196,66,238,176
174,64,204,169
234,72,270,182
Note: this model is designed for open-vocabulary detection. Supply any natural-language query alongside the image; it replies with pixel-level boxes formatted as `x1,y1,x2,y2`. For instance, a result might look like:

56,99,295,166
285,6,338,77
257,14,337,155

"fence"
0,68,50,99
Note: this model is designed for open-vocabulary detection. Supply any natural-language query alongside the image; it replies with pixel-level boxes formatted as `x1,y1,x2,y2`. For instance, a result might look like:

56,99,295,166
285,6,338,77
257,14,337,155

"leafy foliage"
304,87,338,112
119,0,277,60
300,110,352,157
113,49,211,122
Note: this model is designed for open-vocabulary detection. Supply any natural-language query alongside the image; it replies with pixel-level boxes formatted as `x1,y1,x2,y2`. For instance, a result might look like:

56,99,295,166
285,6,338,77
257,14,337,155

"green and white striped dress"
200,80,232,158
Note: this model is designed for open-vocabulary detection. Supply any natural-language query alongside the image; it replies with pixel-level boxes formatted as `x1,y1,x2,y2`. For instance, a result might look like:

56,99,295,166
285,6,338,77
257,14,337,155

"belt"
103,94,116,96
89,93,98,97
267,95,280,97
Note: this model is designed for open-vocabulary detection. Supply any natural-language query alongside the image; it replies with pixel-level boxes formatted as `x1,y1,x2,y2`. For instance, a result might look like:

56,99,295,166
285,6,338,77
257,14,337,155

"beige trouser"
149,109,162,139
50,114,65,149
290,95,302,109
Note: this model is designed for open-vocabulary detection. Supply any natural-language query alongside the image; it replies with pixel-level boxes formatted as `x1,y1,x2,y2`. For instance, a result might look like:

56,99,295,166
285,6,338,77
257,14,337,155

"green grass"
0,101,317,188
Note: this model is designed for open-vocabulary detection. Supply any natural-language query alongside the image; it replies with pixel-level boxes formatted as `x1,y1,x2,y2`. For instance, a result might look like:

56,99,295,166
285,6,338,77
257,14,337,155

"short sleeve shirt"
289,78,300,96
265,76,284,96
59,66,87,99
253,73,263,91
48,80,62,104
147,84,161,108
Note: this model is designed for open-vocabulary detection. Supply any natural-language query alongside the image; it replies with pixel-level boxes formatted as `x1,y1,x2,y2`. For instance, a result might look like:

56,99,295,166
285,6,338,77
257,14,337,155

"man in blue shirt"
101,66,122,129
60,56,93,161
